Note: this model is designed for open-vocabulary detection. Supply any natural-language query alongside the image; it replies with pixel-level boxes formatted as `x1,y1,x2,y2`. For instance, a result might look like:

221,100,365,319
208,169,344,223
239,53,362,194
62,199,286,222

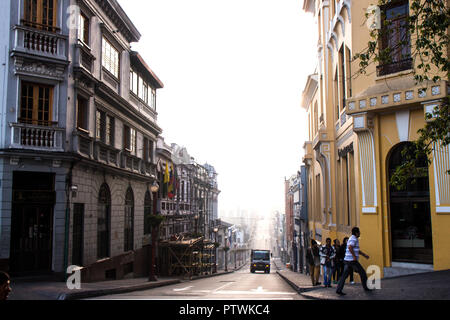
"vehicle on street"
250,249,270,273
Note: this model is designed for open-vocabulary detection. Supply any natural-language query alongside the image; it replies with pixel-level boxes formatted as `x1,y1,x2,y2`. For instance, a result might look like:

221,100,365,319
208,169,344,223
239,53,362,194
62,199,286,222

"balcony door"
23,0,58,32
20,82,53,126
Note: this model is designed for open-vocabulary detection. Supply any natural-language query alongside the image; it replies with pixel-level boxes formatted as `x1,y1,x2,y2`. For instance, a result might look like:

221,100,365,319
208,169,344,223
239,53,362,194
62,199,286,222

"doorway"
10,172,55,274
388,143,433,264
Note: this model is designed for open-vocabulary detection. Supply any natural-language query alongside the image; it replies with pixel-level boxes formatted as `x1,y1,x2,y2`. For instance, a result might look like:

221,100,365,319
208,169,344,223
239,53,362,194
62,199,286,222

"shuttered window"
102,37,120,78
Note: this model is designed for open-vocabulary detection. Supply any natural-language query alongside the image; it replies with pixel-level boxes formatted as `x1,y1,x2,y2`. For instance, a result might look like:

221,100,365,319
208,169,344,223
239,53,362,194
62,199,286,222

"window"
150,88,156,109
76,96,89,131
140,80,148,104
106,115,114,146
102,37,120,78
23,0,58,32
20,82,53,126
143,137,153,163
378,0,411,76
130,70,152,105
130,70,138,95
97,184,111,259
123,125,136,153
124,187,134,252
96,110,114,145
339,46,346,110
79,12,89,45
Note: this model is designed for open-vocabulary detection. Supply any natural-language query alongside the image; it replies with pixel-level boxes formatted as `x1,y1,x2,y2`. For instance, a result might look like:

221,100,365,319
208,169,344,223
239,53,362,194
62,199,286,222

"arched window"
144,190,152,235
97,183,111,259
124,187,134,251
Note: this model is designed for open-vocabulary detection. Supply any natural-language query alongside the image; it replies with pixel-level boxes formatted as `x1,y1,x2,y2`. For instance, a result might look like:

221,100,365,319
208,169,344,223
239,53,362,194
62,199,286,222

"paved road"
87,262,304,300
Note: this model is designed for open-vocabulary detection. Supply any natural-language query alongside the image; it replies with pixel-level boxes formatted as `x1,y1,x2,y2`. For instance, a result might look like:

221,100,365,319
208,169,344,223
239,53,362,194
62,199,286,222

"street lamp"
150,181,159,193
224,236,228,272
149,181,159,282
213,227,218,273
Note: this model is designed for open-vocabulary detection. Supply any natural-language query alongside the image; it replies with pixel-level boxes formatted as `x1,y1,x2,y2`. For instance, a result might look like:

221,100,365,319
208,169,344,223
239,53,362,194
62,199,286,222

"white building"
0,0,163,280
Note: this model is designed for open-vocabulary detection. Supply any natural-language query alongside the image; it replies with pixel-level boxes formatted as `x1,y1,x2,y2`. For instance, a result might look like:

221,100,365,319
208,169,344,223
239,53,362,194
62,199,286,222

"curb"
275,270,318,294
59,279,182,300
61,265,246,300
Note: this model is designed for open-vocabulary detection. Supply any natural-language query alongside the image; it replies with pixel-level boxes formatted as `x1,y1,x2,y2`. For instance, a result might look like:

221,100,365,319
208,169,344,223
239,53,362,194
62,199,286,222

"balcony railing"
377,58,413,77
10,122,64,151
13,24,68,60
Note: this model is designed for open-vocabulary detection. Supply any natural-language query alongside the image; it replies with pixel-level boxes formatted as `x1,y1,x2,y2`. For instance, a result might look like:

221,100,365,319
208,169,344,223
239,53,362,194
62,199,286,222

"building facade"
302,0,450,278
0,0,166,280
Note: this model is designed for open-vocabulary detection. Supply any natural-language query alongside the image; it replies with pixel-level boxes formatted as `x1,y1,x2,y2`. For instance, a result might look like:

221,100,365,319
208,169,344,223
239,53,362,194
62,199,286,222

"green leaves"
146,214,165,228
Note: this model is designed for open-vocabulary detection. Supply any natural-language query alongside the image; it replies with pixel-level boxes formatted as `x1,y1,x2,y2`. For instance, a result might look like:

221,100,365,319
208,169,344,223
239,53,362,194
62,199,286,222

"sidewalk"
8,265,244,300
273,258,450,300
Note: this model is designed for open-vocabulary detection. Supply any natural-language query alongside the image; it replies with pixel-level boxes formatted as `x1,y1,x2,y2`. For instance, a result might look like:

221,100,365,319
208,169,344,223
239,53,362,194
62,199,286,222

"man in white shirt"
336,227,372,295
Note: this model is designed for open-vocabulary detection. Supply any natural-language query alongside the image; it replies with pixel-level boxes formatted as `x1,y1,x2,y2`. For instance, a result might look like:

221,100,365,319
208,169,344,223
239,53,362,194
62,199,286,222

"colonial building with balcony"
0,0,164,281
302,0,450,278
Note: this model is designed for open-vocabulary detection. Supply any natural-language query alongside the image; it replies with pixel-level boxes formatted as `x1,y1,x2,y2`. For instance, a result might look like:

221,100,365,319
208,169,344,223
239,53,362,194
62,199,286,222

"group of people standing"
306,227,373,295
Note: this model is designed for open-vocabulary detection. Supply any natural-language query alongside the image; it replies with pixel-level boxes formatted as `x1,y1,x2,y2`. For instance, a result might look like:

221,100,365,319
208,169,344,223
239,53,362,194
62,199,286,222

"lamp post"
224,236,228,272
213,227,218,273
149,181,159,282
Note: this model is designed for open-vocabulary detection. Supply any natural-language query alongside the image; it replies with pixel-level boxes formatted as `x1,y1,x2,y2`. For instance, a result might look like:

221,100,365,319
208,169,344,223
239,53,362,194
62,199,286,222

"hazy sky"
118,0,317,218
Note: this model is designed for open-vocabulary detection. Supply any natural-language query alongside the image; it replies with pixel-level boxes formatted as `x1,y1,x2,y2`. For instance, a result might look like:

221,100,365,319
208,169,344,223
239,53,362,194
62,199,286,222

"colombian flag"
163,163,170,198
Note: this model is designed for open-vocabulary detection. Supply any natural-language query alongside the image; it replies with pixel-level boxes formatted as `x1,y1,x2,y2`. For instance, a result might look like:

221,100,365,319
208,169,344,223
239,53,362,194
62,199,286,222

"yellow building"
302,0,450,278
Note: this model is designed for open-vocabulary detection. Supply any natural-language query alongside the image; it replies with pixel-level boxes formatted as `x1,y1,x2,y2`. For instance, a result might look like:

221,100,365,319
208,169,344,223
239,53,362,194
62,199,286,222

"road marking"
173,286,193,292
214,290,296,295
213,281,235,292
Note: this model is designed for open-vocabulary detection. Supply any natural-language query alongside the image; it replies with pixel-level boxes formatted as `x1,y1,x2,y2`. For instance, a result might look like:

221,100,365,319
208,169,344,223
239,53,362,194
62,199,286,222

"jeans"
336,260,369,293
323,264,332,286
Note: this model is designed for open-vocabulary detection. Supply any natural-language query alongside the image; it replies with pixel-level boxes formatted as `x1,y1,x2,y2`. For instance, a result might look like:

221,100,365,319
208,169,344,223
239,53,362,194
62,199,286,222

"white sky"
118,0,317,219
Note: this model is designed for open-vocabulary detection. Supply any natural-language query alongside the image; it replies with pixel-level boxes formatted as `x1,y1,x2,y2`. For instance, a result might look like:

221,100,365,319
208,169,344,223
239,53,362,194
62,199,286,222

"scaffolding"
158,236,216,279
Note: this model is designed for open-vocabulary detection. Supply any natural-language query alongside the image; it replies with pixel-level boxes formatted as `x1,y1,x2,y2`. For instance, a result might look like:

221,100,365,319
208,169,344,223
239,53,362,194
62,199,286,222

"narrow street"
86,262,305,300
87,215,304,300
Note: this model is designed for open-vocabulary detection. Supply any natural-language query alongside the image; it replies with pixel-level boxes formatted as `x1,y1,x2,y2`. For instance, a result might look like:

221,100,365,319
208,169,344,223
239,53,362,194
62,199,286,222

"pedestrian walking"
320,238,336,288
0,271,11,301
336,227,372,296
341,237,354,283
332,239,341,284
306,240,321,286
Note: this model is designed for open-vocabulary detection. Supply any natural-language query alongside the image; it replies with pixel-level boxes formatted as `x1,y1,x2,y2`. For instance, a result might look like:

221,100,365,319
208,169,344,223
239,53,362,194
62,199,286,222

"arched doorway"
388,142,433,264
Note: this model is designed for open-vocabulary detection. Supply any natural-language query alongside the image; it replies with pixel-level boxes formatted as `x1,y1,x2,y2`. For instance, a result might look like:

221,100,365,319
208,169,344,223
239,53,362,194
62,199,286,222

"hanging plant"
213,242,220,248
223,246,230,252
146,214,165,228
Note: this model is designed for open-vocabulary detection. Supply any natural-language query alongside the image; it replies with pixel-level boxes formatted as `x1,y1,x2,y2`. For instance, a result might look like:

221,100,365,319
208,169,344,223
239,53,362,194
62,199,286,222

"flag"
168,164,174,199
163,163,170,198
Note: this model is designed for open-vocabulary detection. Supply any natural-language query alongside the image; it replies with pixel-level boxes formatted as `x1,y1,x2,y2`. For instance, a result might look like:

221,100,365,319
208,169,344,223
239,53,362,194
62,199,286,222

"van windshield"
253,251,270,260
